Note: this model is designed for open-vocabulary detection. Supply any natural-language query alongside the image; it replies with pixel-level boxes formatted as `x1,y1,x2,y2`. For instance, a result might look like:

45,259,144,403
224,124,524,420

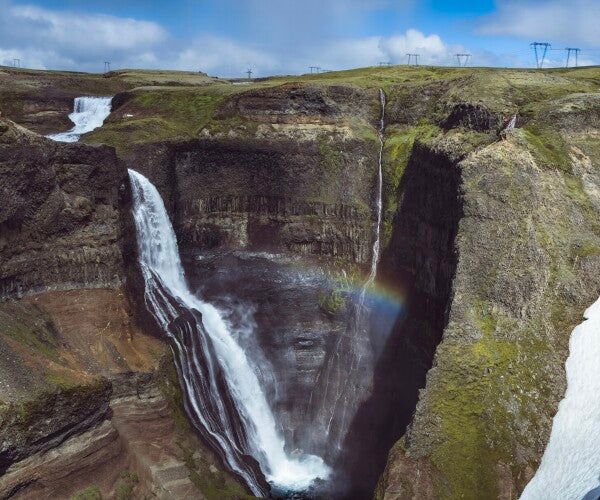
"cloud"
477,0,600,46
0,0,166,71
0,1,471,75
173,36,279,77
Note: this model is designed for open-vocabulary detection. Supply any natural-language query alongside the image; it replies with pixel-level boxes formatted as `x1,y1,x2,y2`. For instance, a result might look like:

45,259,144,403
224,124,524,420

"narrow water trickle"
128,169,330,497
311,88,387,457
46,96,112,142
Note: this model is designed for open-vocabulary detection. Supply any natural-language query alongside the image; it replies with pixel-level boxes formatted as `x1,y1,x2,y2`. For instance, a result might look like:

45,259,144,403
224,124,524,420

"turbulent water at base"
46,96,112,142
521,297,600,500
128,169,330,497
310,89,386,456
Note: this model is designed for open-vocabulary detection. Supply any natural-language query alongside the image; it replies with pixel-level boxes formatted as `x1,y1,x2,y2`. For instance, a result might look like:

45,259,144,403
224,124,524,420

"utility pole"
13,58,20,68
530,42,551,68
104,61,111,72
454,53,471,67
406,53,419,66
565,47,581,68
246,68,253,79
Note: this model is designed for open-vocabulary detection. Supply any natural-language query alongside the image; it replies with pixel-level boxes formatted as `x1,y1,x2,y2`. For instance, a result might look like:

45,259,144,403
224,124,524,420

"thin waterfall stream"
310,88,387,456
128,169,330,497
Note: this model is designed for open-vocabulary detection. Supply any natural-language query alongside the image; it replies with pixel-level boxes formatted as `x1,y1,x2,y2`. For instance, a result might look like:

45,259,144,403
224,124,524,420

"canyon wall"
1,66,600,499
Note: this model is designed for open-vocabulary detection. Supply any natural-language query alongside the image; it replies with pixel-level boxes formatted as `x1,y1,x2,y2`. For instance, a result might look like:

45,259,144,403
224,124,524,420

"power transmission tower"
246,68,253,79
565,48,581,68
13,58,20,68
530,42,551,68
309,66,319,73
378,61,391,66
454,53,471,67
104,61,111,72
406,53,419,65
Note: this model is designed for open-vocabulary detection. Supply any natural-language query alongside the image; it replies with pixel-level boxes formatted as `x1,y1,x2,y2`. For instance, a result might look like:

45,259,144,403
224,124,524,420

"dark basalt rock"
0,119,131,299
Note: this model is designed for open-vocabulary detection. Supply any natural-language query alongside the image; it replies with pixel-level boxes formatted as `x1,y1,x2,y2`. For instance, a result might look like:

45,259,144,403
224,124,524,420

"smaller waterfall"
312,88,386,456
521,297,600,499
359,87,386,306
506,113,517,130
128,169,330,497
47,96,112,142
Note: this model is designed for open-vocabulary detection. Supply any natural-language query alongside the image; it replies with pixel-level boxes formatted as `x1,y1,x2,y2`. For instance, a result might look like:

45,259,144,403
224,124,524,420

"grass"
71,485,102,500
83,85,235,155
0,301,59,361
116,470,138,500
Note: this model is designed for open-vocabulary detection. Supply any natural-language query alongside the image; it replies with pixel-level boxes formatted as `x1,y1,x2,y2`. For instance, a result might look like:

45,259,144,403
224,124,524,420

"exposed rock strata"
0,119,131,299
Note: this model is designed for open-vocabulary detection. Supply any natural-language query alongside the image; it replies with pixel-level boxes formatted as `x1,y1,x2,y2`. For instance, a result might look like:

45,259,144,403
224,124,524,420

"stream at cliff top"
129,169,331,497
46,96,112,142
521,297,600,500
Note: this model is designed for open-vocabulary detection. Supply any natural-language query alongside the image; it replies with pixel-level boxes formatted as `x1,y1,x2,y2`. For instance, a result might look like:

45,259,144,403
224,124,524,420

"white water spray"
47,96,112,142
128,169,330,495
521,297,600,500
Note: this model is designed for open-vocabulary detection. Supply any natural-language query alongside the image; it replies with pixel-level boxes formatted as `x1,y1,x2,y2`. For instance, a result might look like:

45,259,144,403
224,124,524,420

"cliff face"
127,83,380,265
0,119,131,298
1,65,600,499
375,94,600,499
0,117,251,498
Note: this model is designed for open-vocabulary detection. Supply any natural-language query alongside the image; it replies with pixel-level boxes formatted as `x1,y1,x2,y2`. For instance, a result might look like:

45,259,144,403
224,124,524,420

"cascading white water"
360,87,386,304
128,169,330,496
46,96,112,142
521,297,600,500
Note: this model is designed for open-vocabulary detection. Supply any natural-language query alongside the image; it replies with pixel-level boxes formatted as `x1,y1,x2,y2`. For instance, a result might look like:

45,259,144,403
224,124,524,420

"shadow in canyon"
334,142,464,498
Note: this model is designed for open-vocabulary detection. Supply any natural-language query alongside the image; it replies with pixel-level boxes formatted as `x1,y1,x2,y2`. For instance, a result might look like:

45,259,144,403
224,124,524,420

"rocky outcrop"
0,119,132,299
375,125,600,498
0,288,250,499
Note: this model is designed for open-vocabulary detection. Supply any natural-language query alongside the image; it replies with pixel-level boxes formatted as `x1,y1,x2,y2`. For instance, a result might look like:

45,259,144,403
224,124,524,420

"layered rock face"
0,119,131,298
2,66,600,500
128,83,380,264
0,119,251,499
375,99,600,499
123,84,385,466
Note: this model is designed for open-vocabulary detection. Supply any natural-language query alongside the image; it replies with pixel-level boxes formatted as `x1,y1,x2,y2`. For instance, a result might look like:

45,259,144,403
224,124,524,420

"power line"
454,53,471,67
530,42,551,68
406,53,419,66
565,47,581,67
104,61,111,72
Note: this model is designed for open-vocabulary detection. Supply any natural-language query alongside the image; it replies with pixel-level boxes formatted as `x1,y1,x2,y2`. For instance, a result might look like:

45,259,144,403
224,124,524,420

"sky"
0,0,599,76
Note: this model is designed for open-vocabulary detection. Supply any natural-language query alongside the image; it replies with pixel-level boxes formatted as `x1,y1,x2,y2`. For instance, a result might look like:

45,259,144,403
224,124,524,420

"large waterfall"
521,297,600,499
128,169,330,496
47,96,112,142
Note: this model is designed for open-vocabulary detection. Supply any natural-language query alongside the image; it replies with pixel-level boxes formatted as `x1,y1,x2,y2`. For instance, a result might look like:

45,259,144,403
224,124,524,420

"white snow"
521,296,600,500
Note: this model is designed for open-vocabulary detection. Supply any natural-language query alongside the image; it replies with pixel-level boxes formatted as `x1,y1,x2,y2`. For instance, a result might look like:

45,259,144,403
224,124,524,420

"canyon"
0,64,600,499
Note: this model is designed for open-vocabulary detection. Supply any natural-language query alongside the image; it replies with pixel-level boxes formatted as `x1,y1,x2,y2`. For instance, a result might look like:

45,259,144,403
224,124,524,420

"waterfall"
359,87,386,305
128,169,330,497
311,88,386,456
47,96,112,142
521,297,600,499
